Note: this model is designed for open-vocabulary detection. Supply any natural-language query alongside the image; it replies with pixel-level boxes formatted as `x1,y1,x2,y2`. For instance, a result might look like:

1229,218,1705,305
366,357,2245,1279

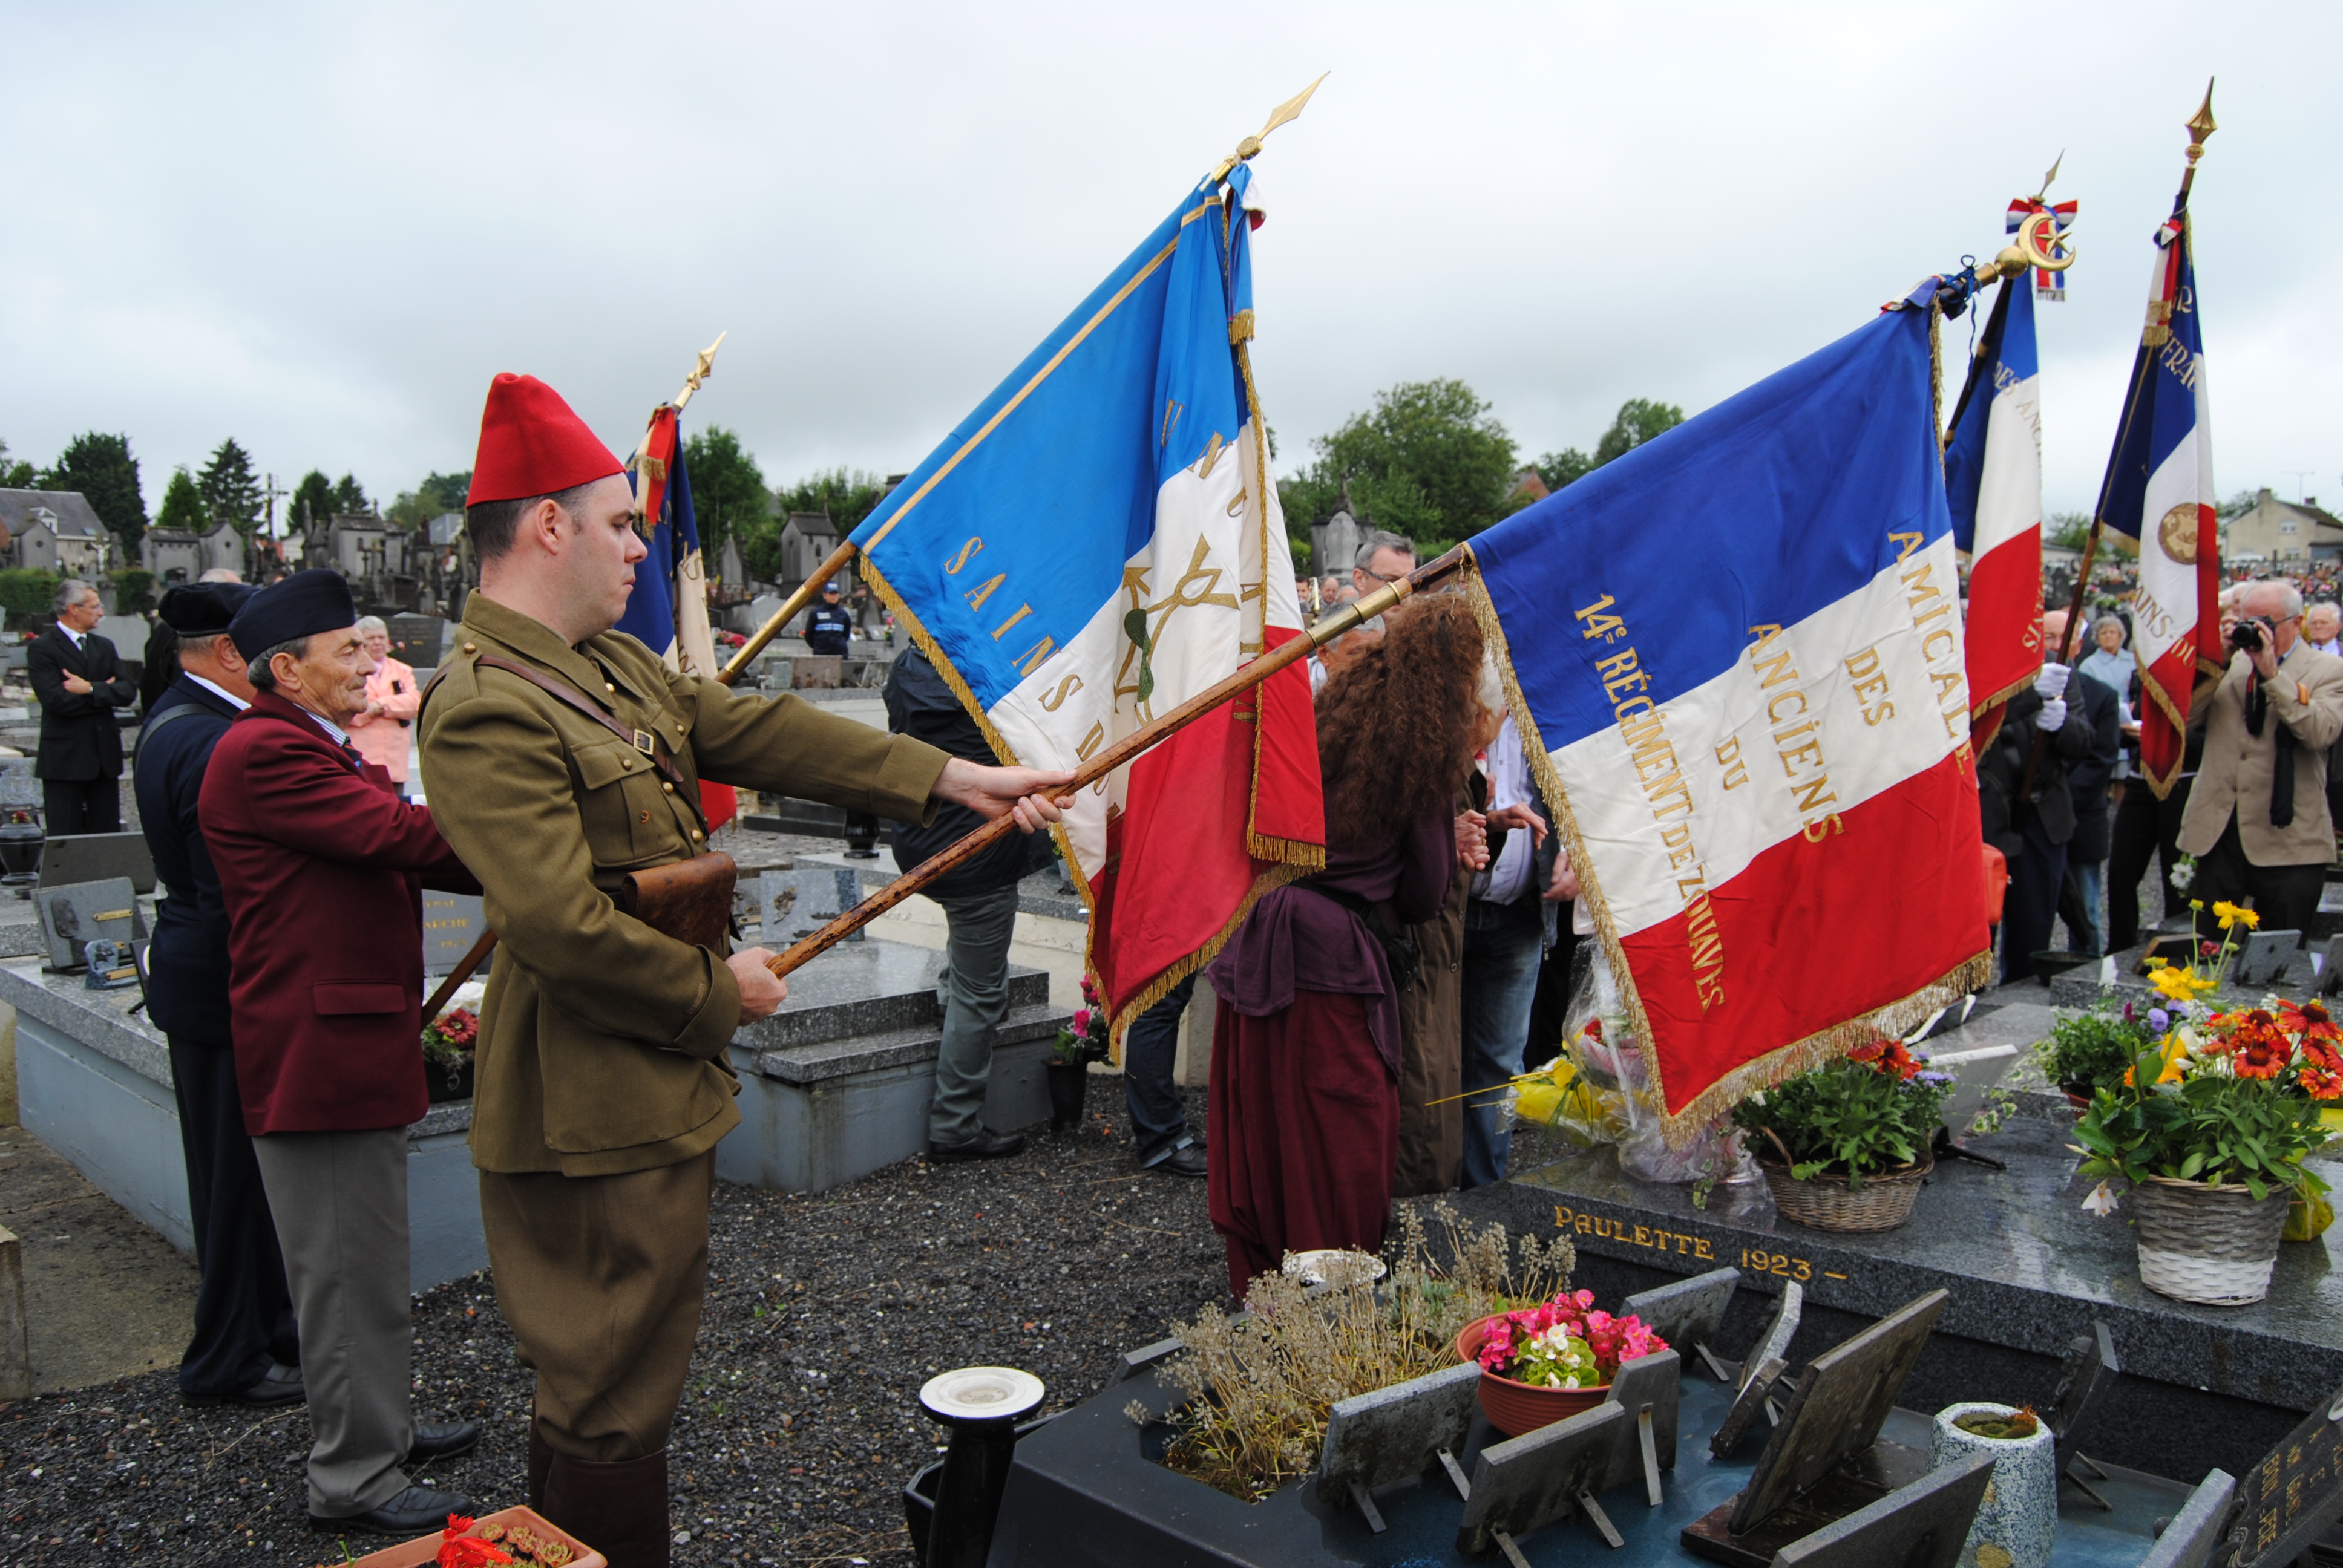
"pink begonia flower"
1072,1008,1092,1033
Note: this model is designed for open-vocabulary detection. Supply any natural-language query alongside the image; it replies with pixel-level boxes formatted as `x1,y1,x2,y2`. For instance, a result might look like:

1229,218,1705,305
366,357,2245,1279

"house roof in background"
0,488,106,540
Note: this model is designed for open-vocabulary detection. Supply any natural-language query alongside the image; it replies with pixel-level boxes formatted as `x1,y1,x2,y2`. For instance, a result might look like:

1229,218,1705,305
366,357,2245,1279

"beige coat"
2180,638,2343,866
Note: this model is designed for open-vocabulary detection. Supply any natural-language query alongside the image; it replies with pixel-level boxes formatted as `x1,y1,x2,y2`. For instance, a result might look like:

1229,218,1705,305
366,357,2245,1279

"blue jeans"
928,883,1021,1145
2066,860,2106,956
1122,973,1197,1165
1460,897,1546,1189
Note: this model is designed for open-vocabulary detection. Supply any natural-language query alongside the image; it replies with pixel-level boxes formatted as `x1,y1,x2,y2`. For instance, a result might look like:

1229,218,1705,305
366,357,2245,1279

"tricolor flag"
1466,287,1993,1137
850,164,1323,1033
2007,198,2078,301
1944,274,2045,748
619,405,736,828
2097,205,2218,798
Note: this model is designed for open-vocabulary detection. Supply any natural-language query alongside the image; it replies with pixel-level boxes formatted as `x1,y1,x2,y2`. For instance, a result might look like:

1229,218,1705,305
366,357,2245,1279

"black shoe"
1149,1144,1208,1178
408,1419,483,1465
929,1130,1026,1162
185,1361,305,1408
310,1483,479,1535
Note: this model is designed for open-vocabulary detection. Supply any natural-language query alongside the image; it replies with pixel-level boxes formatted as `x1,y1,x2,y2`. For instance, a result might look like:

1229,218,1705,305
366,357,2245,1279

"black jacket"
133,676,241,1046
1979,685,2095,856
806,604,855,658
30,624,137,780
2065,671,2123,864
883,647,1053,899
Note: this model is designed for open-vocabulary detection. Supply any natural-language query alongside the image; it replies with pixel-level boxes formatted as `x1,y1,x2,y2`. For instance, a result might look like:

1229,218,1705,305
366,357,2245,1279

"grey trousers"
928,882,1021,1144
251,1127,414,1516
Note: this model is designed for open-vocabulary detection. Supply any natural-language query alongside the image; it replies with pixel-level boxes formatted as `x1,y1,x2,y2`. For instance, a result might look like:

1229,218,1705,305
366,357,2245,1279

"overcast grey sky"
4,2,2336,524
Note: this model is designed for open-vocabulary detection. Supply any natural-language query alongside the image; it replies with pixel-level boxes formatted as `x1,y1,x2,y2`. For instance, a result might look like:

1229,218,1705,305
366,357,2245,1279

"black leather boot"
541,1448,670,1568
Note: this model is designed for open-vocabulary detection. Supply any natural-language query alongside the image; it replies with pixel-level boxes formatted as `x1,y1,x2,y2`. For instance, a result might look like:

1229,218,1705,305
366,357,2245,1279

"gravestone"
33,878,144,973
2046,1321,2120,1509
793,655,843,690
2218,1379,2343,1568
755,867,865,945
387,614,445,670
0,761,37,812
1624,1267,1738,1368
1316,1359,1480,1529
1767,1448,1995,1568
1683,1289,1950,1568
1455,1400,1629,1558
39,832,156,893
421,891,488,976
2235,929,2301,988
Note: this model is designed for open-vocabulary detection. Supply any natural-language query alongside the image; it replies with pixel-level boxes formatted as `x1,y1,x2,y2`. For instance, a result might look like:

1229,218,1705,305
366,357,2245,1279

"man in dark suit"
30,578,137,833
2046,609,2125,956
200,570,484,1536
134,582,303,1410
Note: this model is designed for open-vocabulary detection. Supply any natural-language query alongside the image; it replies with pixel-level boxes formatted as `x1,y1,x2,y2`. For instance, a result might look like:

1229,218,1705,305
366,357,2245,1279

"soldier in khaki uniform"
419,374,1068,1567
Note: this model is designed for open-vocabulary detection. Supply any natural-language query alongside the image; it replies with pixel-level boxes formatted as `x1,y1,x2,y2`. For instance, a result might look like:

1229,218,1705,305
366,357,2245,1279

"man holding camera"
2178,580,2343,936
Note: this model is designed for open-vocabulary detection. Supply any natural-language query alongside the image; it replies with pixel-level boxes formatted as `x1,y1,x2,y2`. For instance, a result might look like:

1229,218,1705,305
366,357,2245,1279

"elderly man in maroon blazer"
200,569,487,1538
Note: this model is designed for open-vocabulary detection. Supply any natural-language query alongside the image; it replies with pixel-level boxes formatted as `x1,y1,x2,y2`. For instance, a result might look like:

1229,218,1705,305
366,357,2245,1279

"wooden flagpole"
761,546,1464,979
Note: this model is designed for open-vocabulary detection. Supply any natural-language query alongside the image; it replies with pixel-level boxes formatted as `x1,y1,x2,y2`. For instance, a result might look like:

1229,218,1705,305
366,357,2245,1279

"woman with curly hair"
1204,591,1502,1296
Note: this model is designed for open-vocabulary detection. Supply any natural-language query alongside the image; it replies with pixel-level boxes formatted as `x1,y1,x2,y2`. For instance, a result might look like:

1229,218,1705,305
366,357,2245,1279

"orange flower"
2281,1000,2343,1048
2232,1020,2291,1080
2301,1065,2343,1101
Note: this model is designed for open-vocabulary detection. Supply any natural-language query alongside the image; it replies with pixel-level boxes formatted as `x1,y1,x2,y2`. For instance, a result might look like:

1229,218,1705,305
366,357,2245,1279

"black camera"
2232,618,2267,654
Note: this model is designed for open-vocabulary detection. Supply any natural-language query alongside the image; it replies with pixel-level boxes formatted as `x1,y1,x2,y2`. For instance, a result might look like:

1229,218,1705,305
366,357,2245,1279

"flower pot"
346,1503,606,1567
1929,1402,2056,1568
2129,1174,2292,1306
1454,1315,1609,1438
2060,1086,2092,1115
427,1056,476,1105
1046,1059,1087,1132
1757,1152,1932,1233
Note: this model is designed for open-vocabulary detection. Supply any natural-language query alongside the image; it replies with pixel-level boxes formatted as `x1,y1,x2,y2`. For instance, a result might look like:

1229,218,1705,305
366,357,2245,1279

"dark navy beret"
229,569,359,660
157,582,257,636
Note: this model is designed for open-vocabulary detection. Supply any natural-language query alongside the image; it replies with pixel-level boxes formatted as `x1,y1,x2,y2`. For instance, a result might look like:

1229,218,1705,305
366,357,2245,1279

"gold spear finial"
2187,79,2217,157
2031,151,2064,204
672,331,726,413
1208,74,1328,185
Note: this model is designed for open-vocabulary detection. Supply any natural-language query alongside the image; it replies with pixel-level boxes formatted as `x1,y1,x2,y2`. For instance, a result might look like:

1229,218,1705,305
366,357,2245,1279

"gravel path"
0,1088,1222,1567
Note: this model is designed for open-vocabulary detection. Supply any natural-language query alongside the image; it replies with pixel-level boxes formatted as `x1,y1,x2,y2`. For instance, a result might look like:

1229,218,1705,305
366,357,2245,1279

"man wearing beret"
418,374,1072,1565
135,583,304,1410
200,569,488,1535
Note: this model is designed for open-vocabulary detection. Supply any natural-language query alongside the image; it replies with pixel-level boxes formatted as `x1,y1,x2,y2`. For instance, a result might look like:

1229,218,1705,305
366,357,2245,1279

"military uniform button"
606,683,616,694
691,829,704,841
462,641,477,653
663,782,674,794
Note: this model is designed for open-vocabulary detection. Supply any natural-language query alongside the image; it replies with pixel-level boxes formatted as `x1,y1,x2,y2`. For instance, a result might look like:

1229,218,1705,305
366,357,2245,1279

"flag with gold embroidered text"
848,165,1322,1034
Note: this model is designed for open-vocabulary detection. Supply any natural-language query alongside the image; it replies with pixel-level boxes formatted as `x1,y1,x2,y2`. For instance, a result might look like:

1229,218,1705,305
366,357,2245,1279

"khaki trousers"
479,1152,714,1462
251,1127,413,1516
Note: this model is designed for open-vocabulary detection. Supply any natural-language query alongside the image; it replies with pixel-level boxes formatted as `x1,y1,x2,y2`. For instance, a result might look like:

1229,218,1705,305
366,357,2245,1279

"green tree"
1534,448,1597,491
2046,511,2092,550
331,474,370,515
45,431,147,552
0,439,34,490
1282,378,1519,546
289,470,336,532
0,569,59,618
198,439,263,534
386,471,473,529
681,426,771,560
109,567,157,616
1593,398,1685,465
156,466,207,533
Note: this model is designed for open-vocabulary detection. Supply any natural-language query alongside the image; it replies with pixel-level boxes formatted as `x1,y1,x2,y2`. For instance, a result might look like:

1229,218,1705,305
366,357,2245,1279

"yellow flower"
2212,900,2261,930
2151,967,2200,1003
2155,1034,2189,1084
2190,900,2205,910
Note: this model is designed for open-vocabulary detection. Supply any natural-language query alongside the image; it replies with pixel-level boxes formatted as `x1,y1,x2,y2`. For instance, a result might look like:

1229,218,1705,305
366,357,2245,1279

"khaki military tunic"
418,593,949,1177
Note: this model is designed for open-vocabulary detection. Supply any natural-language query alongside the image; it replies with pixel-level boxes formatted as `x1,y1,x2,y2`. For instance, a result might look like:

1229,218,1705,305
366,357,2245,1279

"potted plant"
1729,1036,1952,1232
422,1006,479,1104
2073,947,2338,1305
1049,977,1110,1131
2039,999,2157,1110
1928,1403,2055,1568
1454,1288,1669,1437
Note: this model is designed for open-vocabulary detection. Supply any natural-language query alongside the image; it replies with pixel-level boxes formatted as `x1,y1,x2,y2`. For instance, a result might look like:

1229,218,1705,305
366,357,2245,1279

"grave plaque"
1713,1281,1801,1454
1455,1400,1628,1558
387,614,445,670
1317,1359,1481,1524
1766,1448,1994,1568
1685,1290,1948,1568
755,867,865,944
33,878,144,973
2140,1467,2235,1568
2046,1321,2119,1509
1599,1348,1681,1503
2235,929,2301,988
421,892,488,977
2319,937,2343,999
1622,1267,1738,1362
39,832,156,894
2219,1379,2343,1568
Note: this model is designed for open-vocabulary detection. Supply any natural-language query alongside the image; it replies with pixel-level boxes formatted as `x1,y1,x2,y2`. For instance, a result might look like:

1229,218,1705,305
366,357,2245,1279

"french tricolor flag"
1467,291,1993,1135
850,165,1323,1034
1944,273,2045,748
2097,207,2219,798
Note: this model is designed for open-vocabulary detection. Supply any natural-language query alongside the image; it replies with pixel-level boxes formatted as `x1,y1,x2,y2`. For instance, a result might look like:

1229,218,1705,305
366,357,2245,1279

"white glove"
2037,697,2068,731
2034,662,2071,701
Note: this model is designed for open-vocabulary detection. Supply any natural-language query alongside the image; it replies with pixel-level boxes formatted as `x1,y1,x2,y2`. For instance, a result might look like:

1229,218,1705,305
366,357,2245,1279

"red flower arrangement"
437,1515,513,1568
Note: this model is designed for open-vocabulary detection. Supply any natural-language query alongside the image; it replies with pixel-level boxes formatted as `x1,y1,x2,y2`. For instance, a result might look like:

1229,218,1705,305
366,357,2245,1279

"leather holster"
619,852,738,952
